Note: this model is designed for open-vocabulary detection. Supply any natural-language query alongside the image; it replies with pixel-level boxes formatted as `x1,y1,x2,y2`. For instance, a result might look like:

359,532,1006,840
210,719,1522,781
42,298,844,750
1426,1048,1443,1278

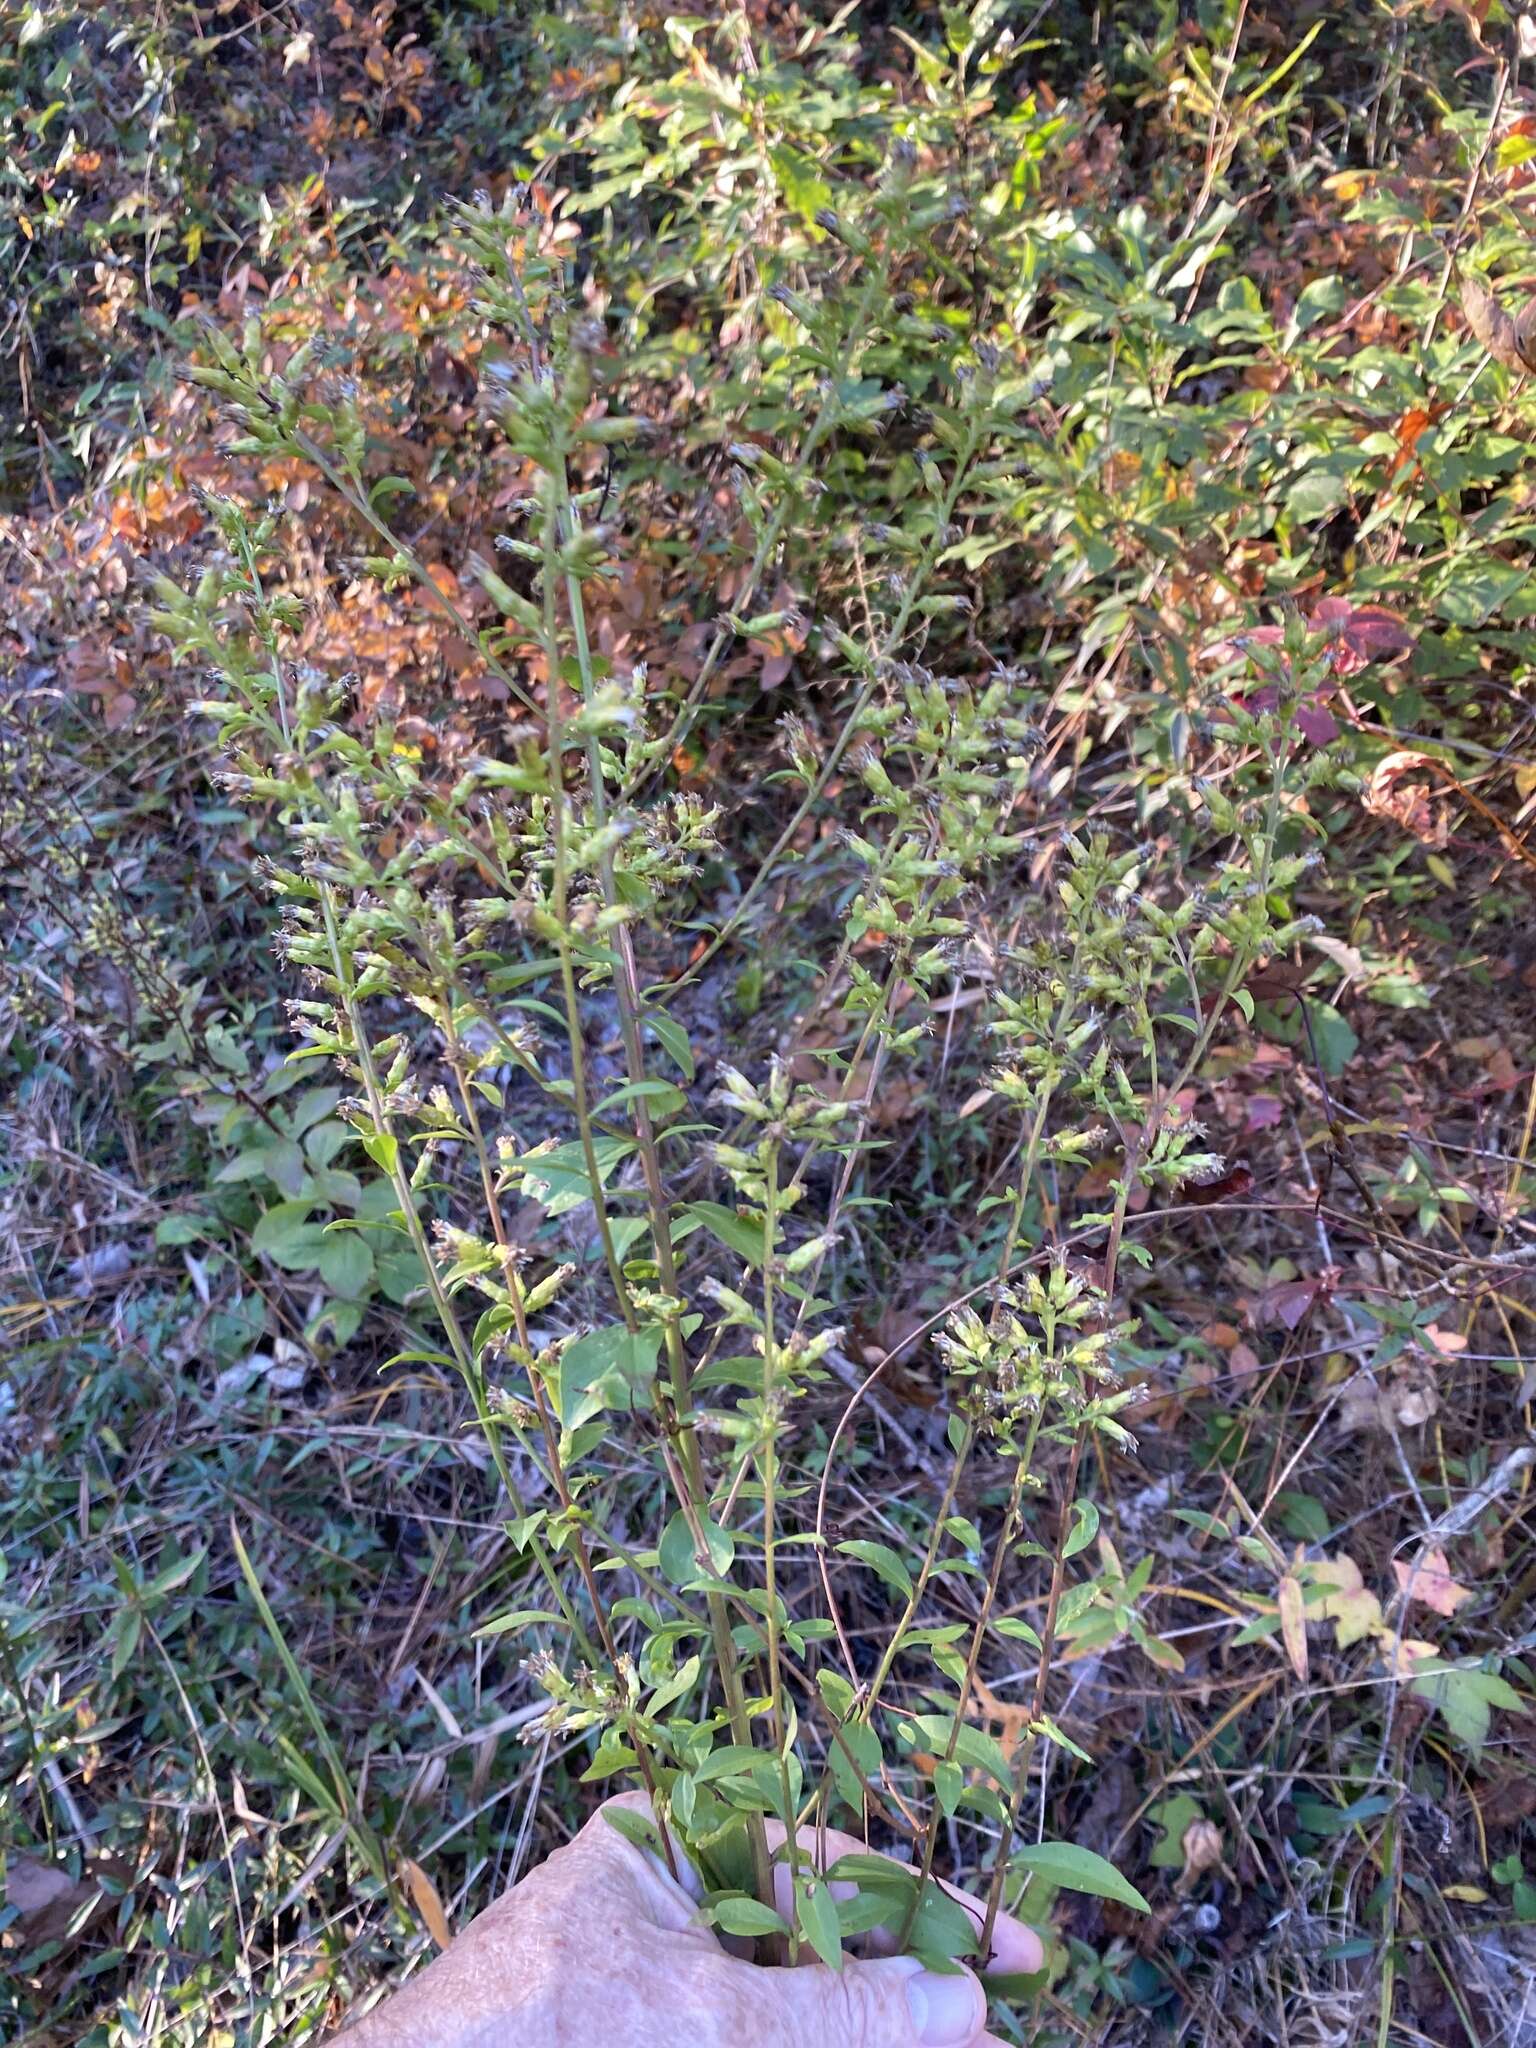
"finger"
734,1950,990,2048
760,1819,1044,1975
558,1791,704,1932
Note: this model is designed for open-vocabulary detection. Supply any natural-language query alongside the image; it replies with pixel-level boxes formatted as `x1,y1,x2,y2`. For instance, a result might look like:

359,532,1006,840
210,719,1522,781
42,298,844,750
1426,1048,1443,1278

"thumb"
766,1952,988,2048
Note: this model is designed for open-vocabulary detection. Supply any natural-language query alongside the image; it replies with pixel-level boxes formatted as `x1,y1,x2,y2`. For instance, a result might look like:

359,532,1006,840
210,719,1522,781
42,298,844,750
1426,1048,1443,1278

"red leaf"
1183,1161,1255,1206
1244,1094,1284,1132
1294,697,1339,745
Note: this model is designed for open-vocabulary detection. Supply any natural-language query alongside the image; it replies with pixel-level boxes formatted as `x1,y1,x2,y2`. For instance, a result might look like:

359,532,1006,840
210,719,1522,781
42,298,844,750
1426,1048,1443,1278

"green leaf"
1411,1662,1526,1758
361,1131,398,1176
155,1213,215,1247
1149,1793,1205,1869
795,1872,844,1970
1284,274,1346,341
1014,1841,1149,1912
318,1231,374,1297
710,1896,791,1939
475,1608,568,1637
1063,1500,1099,1558
510,1137,635,1217
817,1669,856,1718
647,1011,696,1082
147,1546,207,1598
1286,469,1347,523
375,1247,428,1304
1433,560,1528,628
602,1806,668,1861
558,1323,664,1429
770,144,832,229
828,1717,880,1812
934,1760,965,1817
646,1652,701,1719
1258,995,1357,1075
593,1078,687,1120
1309,1001,1359,1075
659,1509,735,1587
994,1615,1043,1650
109,1607,142,1682
251,1201,328,1270
681,1200,767,1266
910,1878,981,1963
837,1539,913,1599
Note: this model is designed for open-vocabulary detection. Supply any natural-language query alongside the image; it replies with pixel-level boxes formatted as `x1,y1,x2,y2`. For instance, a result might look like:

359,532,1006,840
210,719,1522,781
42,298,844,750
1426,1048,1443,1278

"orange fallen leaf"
401,1855,453,1949
970,1677,1032,1764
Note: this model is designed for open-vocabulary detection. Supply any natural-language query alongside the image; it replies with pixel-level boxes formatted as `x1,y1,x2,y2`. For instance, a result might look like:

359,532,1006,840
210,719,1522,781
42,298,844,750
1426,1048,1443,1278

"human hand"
333,1792,1044,2047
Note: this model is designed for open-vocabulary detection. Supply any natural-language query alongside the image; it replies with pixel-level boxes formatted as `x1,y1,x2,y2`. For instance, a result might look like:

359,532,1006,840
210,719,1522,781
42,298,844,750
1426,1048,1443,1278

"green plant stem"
317,887,597,1663
543,458,775,1915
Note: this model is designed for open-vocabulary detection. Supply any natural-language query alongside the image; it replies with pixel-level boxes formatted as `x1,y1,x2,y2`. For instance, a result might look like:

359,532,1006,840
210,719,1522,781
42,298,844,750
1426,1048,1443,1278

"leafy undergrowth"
5,5,1536,2045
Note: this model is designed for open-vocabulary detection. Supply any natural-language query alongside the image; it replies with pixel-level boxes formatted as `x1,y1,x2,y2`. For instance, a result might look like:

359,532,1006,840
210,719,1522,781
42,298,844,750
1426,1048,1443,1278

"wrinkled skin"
332,1793,1043,2048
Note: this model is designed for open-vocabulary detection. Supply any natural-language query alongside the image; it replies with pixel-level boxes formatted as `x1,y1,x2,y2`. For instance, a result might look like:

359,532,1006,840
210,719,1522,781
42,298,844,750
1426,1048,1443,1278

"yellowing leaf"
401,1856,452,1949
1311,1554,1384,1649
1278,1573,1309,1681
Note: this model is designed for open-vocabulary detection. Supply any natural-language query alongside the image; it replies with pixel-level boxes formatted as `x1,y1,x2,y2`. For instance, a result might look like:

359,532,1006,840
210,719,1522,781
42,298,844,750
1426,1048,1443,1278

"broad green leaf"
558,1322,663,1429
593,1078,687,1120
710,1896,790,1939
361,1131,398,1176
795,1872,843,1970
155,1213,215,1246
1063,1500,1099,1558
681,1200,767,1266
658,1509,735,1587
318,1231,374,1297
647,1010,696,1081
837,1539,913,1599
1014,1841,1149,1912
509,1137,635,1217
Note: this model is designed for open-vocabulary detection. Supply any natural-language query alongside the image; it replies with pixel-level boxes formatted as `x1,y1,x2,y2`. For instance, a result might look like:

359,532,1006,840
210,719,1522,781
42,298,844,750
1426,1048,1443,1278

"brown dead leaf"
1459,272,1536,369
970,1676,1034,1764
401,1855,453,1948
1361,751,1452,848
1393,1546,1474,1618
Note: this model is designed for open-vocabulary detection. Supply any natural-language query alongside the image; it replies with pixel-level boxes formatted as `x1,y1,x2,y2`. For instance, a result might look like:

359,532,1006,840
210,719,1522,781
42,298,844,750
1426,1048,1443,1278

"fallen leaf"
970,1676,1034,1764
1183,1161,1254,1206
1362,751,1451,848
1393,1546,1475,1618
1459,272,1531,369
1311,1554,1384,1648
401,1855,453,1948
1278,1572,1310,1681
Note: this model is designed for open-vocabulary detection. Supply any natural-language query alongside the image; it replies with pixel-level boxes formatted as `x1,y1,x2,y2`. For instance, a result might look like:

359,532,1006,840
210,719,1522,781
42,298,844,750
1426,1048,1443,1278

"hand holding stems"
331,1793,1044,2048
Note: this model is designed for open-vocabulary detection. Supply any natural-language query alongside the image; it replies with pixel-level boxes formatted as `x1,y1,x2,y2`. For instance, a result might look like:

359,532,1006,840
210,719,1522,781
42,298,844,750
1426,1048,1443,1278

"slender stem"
316,888,598,1662
547,454,776,1915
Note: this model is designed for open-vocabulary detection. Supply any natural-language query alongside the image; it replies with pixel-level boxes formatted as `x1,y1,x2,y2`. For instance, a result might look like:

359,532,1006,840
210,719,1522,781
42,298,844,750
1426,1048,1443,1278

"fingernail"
904,1966,982,2045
